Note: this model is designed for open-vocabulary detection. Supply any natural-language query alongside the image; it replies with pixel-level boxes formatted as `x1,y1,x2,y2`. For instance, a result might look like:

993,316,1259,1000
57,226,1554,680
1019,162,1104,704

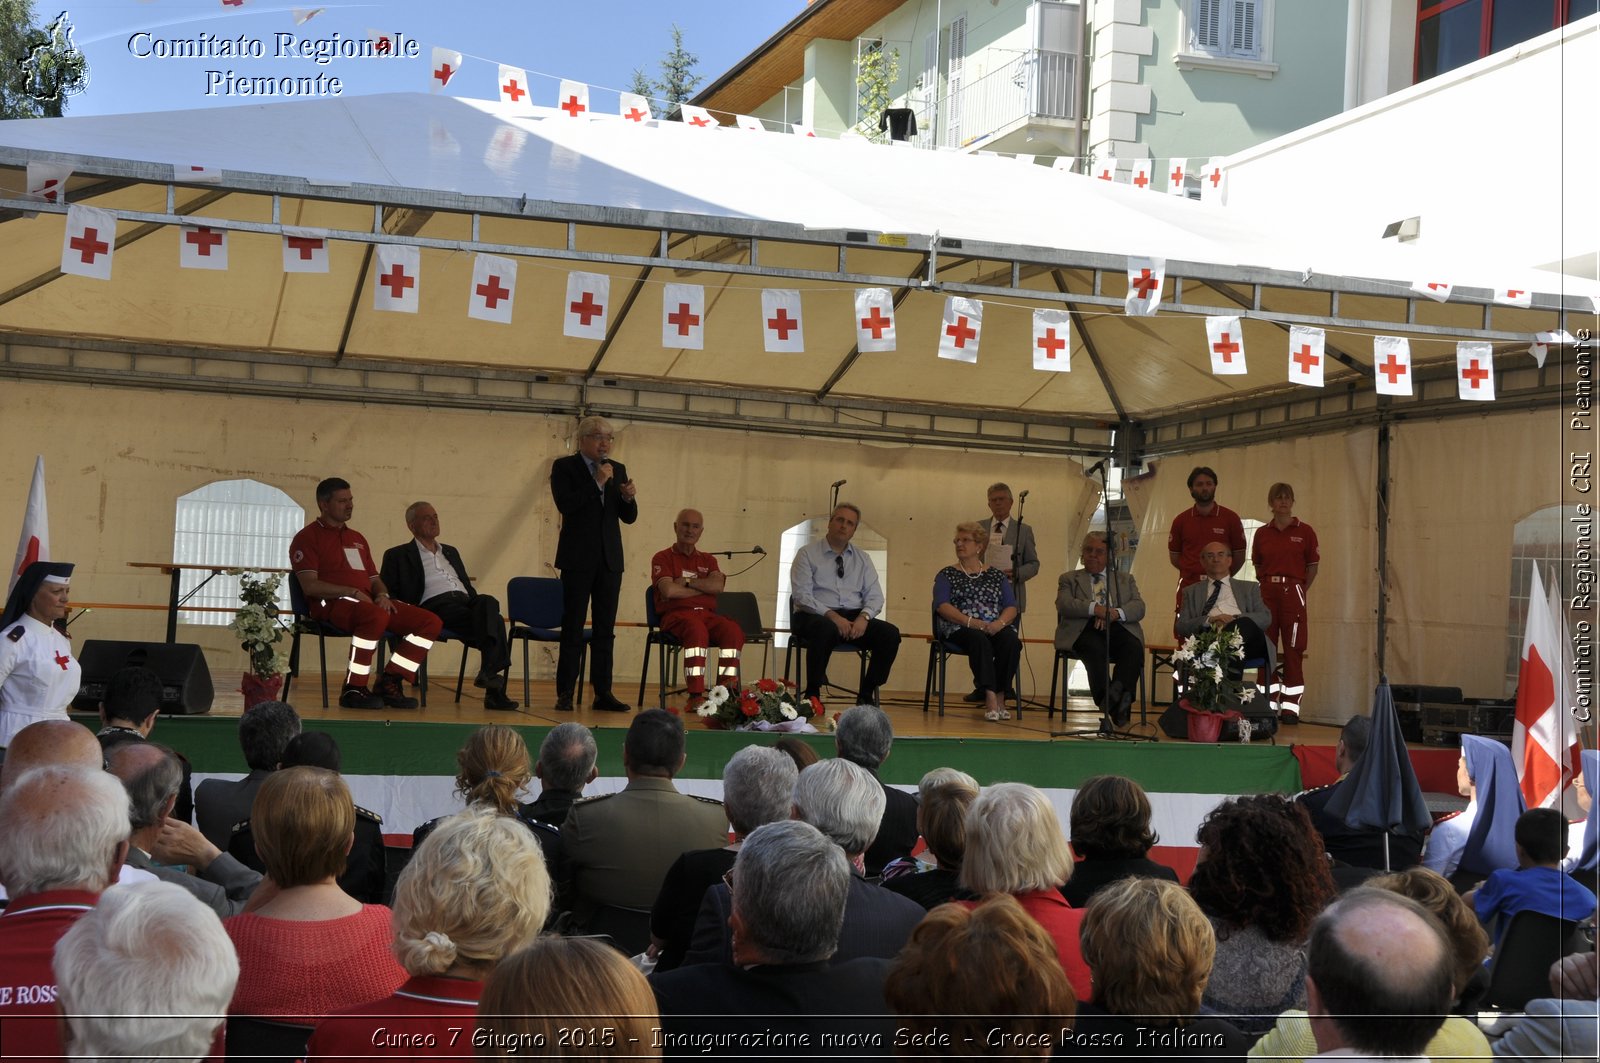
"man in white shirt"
1176,541,1275,678
789,504,901,706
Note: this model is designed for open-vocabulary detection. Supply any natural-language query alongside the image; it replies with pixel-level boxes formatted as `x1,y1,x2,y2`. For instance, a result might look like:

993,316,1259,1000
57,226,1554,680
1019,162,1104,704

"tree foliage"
1,1,88,119
635,23,701,115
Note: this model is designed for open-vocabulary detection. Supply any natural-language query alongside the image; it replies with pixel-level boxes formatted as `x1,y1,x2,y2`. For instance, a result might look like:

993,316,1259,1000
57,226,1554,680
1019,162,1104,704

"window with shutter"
1178,0,1276,74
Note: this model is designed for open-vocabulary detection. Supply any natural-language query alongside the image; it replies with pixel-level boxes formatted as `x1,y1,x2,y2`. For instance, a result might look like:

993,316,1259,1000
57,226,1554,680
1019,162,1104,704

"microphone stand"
1010,493,1045,714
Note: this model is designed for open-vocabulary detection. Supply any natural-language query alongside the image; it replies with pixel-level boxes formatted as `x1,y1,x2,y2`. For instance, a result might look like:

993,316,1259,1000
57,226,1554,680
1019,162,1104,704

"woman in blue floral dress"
933,522,1020,722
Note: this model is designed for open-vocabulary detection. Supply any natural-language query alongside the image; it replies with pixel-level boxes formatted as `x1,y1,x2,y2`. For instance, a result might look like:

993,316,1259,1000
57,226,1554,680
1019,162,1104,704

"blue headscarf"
1571,748,1599,876
1457,734,1524,876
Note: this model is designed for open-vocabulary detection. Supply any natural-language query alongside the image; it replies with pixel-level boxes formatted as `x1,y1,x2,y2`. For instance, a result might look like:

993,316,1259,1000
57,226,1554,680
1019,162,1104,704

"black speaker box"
73,640,214,715
1390,684,1463,705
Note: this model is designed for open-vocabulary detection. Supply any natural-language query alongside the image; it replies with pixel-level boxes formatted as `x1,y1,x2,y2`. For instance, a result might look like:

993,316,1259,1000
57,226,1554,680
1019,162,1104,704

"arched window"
172,480,302,626
773,516,890,649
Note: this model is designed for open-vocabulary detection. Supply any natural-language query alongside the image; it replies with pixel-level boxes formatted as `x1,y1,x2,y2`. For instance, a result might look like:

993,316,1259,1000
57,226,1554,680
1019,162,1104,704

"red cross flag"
761,290,805,353
1529,330,1573,369
662,283,705,350
557,79,590,120
468,254,517,325
735,115,766,132
791,123,816,137
1455,341,1495,402
179,225,229,271
1092,156,1117,182
938,297,983,363
1372,335,1412,397
681,105,717,129
1495,287,1533,308
1052,157,1075,173
172,163,222,184
430,47,462,93
498,65,533,110
620,92,653,124
25,162,69,205
292,8,324,25
282,228,331,273
1167,158,1188,196
1200,159,1228,204
60,204,116,280
564,271,610,340
854,288,896,352
1287,325,1326,388
367,29,397,54
1204,316,1247,376
1032,309,1072,373
1124,257,1165,317
373,244,420,314
1409,279,1453,303
8,456,49,595
1514,565,1584,809
1130,159,1154,192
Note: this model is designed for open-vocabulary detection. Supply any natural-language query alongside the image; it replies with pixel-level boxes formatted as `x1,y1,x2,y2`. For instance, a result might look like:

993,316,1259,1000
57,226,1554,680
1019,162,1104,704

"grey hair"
576,414,612,439
106,742,182,831
733,820,850,964
961,782,1075,895
722,746,799,838
987,483,1013,497
404,500,431,525
834,705,894,769
54,882,238,1060
792,758,884,858
0,767,130,896
918,766,980,802
538,723,598,793
238,701,301,772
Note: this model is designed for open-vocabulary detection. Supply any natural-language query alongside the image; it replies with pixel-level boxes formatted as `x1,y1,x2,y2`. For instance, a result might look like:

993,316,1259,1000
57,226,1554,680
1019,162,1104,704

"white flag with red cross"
619,93,653,124
564,272,611,340
179,225,229,270
680,106,716,129
1287,325,1325,388
1456,342,1495,401
1200,159,1228,203
1092,156,1117,182
60,204,116,280
662,284,704,350
1410,280,1452,303
1129,159,1155,192
735,115,766,132
173,164,222,184
761,290,805,353
373,243,420,313
1514,565,1584,808
292,8,323,25
1052,157,1075,173
1032,309,1072,372
367,29,398,55
1495,287,1533,308
1166,158,1189,196
468,254,517,324
1372,335,1412,396
854,288,896,352
498,65,532,109
8,456,48,595
429,47,462,92
1528,330,1574,369
1204,316,1247,375
25,162,69,205
282,229,331,273
938,297,982,363
1124,257,1164,316
556,79,590,120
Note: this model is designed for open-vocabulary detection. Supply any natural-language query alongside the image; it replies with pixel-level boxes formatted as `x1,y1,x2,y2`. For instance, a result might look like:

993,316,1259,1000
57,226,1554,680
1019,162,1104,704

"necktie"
1092,573,1106,606
994,521,1004,537
1202,580,1223,614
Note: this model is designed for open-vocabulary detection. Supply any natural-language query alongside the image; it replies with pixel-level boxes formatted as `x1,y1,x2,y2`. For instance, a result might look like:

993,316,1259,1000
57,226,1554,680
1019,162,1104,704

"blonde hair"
1368,866,1489,996
477,937,659,1058
455,725,532,815
1081,877,1215,1018
251,766,353,888
955,520,990,552
960,783,1074,894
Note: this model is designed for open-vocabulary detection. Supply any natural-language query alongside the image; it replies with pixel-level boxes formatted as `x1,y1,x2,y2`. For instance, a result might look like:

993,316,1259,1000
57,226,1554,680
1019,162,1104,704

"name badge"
344,547,365,570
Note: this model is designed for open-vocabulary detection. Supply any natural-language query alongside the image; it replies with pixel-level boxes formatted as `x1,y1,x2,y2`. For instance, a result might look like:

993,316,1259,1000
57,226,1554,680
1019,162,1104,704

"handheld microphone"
831,479,847,489
1086,459,1107,475
753,545,766,555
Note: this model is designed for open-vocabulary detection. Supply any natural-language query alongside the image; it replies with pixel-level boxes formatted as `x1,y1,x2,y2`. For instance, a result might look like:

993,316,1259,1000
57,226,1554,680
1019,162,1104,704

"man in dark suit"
1176,540,1275,679
1055,532,1146,728
380,501,516,710
834,705,917,876
550,415,638,713
1296,716,1424,875
193,700,299,849
95,665,194,823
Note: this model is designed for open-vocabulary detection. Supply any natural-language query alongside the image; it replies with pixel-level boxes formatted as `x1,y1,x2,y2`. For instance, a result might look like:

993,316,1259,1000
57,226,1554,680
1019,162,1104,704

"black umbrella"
1323,680,1433,870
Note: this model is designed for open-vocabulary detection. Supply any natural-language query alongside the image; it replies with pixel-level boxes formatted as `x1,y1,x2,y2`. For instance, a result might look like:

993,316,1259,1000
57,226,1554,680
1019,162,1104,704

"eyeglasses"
834,556,845,579
722,868,736,894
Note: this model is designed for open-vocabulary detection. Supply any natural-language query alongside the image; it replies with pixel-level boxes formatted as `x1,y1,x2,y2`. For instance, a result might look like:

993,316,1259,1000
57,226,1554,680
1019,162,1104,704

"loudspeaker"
73,640,214,715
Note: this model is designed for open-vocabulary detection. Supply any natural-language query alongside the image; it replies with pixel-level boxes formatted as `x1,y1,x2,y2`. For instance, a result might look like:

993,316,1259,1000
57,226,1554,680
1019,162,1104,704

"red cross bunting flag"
1456,342,1495,401
854,289,896,352
1092,156,1117,182
367,29,397,54
292,8,324,25
938,297,983,363
1287,325,1326,388
620,92,653,124
1410,279,1453,303
791,123,817,137
373,244,420,313
563,271,610,340
468,254,517,325
282,228,330,273
557,79,590,120
1124,257,1165,317
1032,309,1072,372
1204,316,1247,376
1130,159,1154,192
25,162,69,205
735,115,765,132
430,47,462,92
1167,158,1188,196
1372,335,1412,396
60,204,116,280
1052,157,1075,173
662,283,705,350
1200,159,1227,204
681,105,716,129
171,163,221,184
1495,287,1533,308
498,65,532,109
761,290,805,353
1529,330,1574,369
179,225,229,271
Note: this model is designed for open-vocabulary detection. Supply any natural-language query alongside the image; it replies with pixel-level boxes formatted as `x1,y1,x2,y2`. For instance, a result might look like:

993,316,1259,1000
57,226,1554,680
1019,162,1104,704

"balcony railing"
899,48,1077,151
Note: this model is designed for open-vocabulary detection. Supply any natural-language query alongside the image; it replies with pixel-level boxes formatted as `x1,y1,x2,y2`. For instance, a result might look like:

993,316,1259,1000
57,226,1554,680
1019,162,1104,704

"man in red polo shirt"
651,508,743,707
1251,482,1319,723
290,477,441,710
1167,466,1245,634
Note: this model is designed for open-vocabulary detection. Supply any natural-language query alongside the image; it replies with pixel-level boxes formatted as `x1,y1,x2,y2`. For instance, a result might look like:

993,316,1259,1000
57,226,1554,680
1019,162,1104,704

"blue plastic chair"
506,577,588,708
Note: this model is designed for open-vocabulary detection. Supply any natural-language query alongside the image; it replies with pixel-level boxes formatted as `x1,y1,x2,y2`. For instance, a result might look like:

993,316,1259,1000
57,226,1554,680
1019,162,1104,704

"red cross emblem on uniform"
55,651,71,671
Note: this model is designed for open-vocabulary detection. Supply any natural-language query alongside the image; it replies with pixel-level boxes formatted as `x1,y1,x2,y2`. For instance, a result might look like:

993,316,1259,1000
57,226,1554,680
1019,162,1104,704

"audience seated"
958,781,1093,1003
834,705,919,876
306,806,551,1059
1188,794,1335,1035
195,700,300,848
773,734,820,774
1467,806,1597,948
1490,950,1599,1061
1422,733,1522,887
54,881,238,1063
1062,774,1179,907
477,936,660,1059
651,745,797,972
224,766,407,1024
95,664,195,823
880,766,978,882
1295,716,1424,875
524,721,598,827
882,774,980,910
1560,748,1598,894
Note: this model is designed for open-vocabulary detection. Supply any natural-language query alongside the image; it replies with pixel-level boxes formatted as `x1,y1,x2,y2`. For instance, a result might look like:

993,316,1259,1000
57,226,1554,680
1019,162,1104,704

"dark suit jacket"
126,847,262,918
1176,576,1275,673
550,453,637,572
228,805,388,904
861,770,918,878
1054,568,1147,651
194,768,271,849
1297,777,1425,872
681,873,925,968
379,540,475,606
979,516,1040,611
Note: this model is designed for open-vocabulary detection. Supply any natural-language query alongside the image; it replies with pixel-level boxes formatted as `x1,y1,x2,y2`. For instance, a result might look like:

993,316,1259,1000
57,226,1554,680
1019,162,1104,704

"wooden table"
127,562,291,643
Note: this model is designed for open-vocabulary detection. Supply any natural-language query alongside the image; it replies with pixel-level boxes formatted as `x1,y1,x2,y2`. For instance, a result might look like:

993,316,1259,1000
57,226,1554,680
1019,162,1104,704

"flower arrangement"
1170,625,1253,714
696,677,822,730
230,570,289,679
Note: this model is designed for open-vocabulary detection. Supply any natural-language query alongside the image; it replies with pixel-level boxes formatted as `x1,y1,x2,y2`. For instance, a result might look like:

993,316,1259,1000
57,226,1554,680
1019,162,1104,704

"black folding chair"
506,577,588,708
638,588,687,709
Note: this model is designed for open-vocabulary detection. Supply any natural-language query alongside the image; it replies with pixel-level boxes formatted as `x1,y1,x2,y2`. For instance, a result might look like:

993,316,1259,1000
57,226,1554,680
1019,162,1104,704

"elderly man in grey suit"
1056,532,1145,728
1177,540,1275,679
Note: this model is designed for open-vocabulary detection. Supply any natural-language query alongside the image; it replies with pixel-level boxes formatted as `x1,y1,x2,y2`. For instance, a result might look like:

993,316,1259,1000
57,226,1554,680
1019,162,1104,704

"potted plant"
1171,626,1254,742
230,570,289,709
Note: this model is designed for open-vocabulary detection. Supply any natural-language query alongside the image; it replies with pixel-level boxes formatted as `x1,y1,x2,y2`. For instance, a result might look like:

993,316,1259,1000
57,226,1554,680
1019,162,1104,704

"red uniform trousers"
310,594,442,689
660,608,744,695
1259,576,1308,710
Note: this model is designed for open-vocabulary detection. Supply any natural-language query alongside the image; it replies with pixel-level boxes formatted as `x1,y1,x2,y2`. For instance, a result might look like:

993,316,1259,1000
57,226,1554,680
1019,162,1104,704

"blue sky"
50,1,807,117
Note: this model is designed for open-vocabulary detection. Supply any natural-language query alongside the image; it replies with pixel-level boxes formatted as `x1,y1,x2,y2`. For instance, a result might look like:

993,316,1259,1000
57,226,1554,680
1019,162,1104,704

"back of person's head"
251,765,354,888
477,936,659,1058
791,757,884,857
917,766,979,803
961,782,1073,895
921,781,980,870
0,766,130,896
1368,866,1489,998
1081,877,1215,1019
105,741,182,831
772,735,820,773
1515,806,1568,865
1339,715,1371,763
0,720,102,793
888,893,1075,1049
456,724,532,815
732,819,850,964
722,745,798,838
237,701,301,772
280,730,341,771
1069,774,1158,860
537,722,597,792
834,705,893,769
102,666,164,726
623,708,684,777
1189,793,1334,943
392,807,550,977
53,882,238,1061
1307,888,1454,1056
